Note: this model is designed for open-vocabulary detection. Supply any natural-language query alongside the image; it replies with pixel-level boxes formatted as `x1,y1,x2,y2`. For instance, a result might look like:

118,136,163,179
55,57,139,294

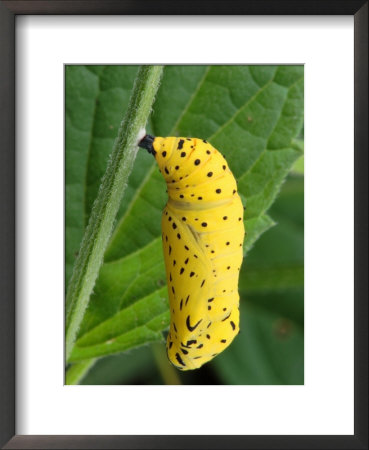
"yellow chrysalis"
138,135,245,370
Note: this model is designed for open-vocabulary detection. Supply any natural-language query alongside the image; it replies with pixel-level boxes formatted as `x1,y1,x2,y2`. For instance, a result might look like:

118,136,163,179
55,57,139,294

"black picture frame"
1,1,367,449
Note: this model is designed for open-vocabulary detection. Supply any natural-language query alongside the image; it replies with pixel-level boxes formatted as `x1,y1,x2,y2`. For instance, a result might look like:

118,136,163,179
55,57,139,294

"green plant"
66,65,304,385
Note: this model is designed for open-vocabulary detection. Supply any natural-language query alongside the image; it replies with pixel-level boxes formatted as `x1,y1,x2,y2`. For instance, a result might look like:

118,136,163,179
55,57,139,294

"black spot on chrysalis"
186,316,202,332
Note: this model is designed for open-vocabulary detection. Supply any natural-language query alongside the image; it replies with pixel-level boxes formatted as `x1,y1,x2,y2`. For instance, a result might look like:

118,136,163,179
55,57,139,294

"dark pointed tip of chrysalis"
138,134,156,155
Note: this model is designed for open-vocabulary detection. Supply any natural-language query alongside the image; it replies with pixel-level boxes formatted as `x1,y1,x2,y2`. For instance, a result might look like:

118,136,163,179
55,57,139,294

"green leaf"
79,347,158,385
104,65,303,261
292,155,304,175
66,65,304,370
65,66,101,286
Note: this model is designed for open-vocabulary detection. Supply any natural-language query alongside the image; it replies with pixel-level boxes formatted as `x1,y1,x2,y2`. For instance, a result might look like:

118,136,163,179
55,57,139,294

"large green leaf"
65,66,100,285
66,65,304,366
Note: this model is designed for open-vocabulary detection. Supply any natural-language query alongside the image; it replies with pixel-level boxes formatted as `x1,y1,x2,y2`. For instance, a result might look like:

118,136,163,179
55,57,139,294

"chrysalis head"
138,135,179,166
139,135,239,205
138,134,156,155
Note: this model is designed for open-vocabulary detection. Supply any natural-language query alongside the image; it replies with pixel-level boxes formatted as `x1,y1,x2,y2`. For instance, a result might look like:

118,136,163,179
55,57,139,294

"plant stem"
152,343,182,385
65,359,96,385
65,65,164,362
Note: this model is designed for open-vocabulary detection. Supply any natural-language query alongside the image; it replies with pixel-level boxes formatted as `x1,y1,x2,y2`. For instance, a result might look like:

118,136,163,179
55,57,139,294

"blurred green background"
65,65,304,385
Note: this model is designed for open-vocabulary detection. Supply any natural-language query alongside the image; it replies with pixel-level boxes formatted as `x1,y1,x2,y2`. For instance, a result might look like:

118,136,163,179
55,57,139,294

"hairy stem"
65,359,97,385
65,66,164,362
